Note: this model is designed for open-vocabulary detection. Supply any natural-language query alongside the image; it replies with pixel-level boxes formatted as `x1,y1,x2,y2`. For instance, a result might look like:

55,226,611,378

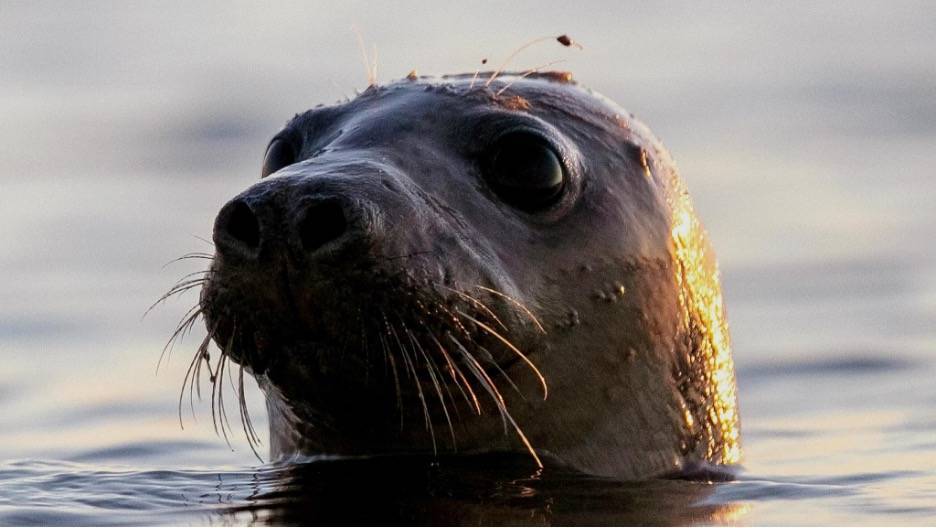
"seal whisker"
172,269,211,284
389,323,415,383
209,332,232,447
427,340,465,423
145,277,208,318
178,324,215,429
221,340,242,446
447,332,544,468
456,309,548,400
432,302,474,341
390,321,435,452
218,346,235,449
210,354,230,447
195,338,214,401
414,325,463,422
428,333,482,415
193,333,214,413
192,234,214,248
238,364,265,462
430,304,509,408
474,285,547,334
378,315,404,429
474,342,523,398
446,333,508,430
157,304,202,374
160,252,214,269
408,326,457,450
440,285,509,333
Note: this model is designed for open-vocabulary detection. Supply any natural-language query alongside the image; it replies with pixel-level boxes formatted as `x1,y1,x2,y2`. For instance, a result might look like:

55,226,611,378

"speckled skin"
200,73,740,480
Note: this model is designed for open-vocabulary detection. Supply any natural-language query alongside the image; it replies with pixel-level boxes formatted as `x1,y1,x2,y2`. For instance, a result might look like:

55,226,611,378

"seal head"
199,73,740,480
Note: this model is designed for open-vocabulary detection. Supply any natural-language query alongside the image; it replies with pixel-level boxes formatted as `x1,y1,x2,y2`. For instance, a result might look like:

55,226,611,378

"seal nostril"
225,200,261,249
298,199,347,252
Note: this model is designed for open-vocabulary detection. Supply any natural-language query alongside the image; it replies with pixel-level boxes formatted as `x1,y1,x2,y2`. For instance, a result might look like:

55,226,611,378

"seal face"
198,72,740,480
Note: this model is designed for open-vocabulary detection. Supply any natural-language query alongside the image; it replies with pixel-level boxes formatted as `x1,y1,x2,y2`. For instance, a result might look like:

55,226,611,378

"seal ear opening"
262,138,297,178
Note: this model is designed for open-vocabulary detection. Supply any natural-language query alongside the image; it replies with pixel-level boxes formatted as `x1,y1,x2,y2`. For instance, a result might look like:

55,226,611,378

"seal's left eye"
261,138,296,178
486,131,566,212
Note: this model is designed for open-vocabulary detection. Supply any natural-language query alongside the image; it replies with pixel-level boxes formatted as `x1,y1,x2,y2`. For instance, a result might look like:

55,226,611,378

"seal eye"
261,138,296,178
487,132,566,211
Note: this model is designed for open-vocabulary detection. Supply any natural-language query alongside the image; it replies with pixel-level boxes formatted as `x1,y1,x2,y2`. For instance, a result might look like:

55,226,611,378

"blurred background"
1,1,934,523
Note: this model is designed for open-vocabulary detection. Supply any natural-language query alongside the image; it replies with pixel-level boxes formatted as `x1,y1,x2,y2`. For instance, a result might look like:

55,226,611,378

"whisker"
474,285,546,334
447,333,507,430
416,326,463,421
389,324,415,383
157,305,202,375
425,337,464,422
429,333,481,415
440,285,509,332
145,278,208,318
447,332,543,468
192,235,214,247
457,310,548,400
171,269,211,284
195,339,212,402
209,342,222,438
220,330,239,448
216,341,234,450
390,322,435,452
378,327,403,429
161,252,213,269
238,364,265,462
178,325,215,429
408,326,456,450
475,343,522,397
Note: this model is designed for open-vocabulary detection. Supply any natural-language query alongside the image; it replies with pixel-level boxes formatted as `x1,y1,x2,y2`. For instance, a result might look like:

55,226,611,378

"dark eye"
261,138,296,178
486,131,566,211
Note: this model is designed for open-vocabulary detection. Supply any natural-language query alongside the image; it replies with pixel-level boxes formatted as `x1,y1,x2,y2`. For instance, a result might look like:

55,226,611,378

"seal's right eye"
261,138,296,178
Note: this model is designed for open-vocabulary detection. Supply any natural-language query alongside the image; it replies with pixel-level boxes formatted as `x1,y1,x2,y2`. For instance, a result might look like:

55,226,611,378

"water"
2,1,935,524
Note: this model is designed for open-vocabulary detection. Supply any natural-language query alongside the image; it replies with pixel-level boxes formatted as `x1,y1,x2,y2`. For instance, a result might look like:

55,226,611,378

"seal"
193,72,740,480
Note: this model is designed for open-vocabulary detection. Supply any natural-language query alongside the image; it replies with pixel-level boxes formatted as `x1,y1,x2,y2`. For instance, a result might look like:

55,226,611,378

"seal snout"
213,189,356,261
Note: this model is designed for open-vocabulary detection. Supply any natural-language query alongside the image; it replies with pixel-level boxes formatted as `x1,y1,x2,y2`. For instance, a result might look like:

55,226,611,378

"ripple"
70,441,215,464
739,354,916,380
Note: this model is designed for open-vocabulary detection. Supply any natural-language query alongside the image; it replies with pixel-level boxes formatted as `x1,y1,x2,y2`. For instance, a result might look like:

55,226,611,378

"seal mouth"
157,251,549,464
201,272,547,391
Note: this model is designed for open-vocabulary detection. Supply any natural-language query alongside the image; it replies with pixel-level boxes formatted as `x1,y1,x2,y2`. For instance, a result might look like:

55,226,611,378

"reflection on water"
2,1,936,525
216,454,743,526
0,455,746,526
